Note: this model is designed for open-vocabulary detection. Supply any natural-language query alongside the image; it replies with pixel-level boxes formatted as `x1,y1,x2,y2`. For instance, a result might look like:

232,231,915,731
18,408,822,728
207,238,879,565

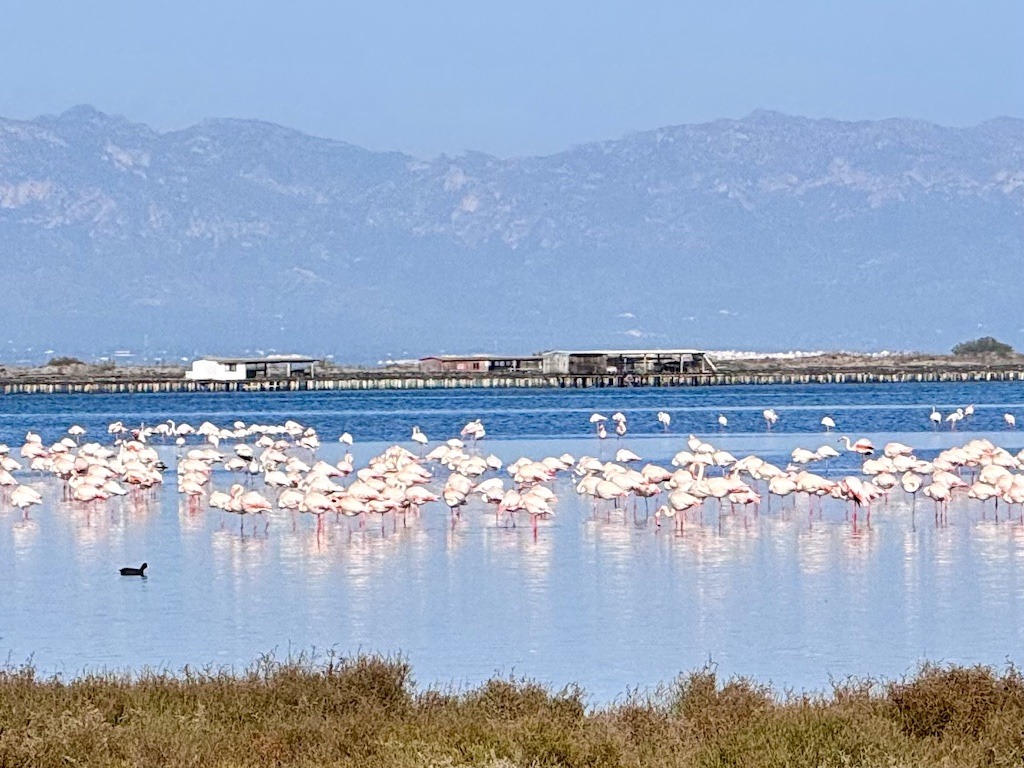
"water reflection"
9,517,39,550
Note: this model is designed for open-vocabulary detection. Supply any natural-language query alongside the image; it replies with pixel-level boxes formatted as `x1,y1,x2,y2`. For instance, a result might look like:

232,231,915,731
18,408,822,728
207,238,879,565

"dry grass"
2,655,1024,767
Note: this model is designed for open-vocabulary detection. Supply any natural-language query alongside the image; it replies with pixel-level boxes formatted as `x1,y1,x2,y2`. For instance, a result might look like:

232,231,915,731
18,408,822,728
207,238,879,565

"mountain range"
1,105,1021,362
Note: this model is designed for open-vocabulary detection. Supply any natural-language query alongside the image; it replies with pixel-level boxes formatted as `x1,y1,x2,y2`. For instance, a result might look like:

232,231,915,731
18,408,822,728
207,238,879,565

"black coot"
119,562,148,577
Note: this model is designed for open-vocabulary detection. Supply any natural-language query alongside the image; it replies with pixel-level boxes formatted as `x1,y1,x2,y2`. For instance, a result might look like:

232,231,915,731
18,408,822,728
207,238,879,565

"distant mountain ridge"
1,106,1021,362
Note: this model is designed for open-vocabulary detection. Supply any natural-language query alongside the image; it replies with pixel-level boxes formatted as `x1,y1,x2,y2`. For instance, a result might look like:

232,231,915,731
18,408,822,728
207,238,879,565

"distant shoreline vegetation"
2,653,1023,767
0,347,1021,379
952,336,1016,357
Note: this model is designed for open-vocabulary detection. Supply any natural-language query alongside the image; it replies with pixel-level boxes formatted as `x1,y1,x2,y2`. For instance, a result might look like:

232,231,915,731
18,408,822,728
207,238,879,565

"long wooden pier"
1,368,1022,395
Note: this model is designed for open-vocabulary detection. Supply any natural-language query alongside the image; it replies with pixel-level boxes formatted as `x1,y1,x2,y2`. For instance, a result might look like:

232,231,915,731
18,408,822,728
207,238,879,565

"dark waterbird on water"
119,563,148,577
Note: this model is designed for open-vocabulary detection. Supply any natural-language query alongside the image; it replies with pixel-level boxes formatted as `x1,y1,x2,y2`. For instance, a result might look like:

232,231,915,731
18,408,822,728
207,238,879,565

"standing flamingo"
522,493,555,536
923,482,952,521
838,476,872,523
228,484,272,533
946,409,964,431
901,471,923,500
11,485,42,518
839,436,874,455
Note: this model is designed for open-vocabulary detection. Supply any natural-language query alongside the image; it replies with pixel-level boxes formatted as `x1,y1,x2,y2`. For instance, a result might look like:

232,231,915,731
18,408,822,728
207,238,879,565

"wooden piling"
1,367,1022,396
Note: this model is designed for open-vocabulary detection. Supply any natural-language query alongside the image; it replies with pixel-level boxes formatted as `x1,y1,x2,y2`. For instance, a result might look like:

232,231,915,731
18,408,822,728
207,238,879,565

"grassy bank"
2,655,1024,767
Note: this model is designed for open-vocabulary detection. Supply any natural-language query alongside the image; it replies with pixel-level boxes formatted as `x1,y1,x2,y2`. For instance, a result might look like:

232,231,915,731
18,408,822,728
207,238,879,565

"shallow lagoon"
2,381,1024,701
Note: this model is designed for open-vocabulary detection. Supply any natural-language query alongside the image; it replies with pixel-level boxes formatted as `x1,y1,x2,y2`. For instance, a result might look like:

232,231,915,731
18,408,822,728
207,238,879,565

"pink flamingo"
839,436,874,455
228,484,272,533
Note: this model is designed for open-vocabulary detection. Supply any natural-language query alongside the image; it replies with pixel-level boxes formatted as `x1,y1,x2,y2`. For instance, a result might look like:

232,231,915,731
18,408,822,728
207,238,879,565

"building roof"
197,355,318,365
419,354,541,361
540,349,708,356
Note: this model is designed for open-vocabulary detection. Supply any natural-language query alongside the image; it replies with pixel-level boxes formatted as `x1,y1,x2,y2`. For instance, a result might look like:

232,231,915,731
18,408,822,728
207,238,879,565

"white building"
185,355,318,382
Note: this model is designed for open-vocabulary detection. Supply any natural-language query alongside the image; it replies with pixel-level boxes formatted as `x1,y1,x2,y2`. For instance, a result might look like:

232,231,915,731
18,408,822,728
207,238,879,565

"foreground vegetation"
2,655,1024,767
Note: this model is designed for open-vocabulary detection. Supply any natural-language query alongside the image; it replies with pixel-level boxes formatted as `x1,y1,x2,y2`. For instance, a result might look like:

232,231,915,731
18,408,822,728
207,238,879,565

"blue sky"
1,0,1021,156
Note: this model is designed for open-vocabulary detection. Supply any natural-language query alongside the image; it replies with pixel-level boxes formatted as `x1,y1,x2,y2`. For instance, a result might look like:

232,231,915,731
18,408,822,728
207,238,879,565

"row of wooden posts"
1,368,1022,395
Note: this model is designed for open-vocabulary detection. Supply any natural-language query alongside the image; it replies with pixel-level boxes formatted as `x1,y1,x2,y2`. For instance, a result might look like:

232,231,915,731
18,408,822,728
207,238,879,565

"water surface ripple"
2,380,1024,700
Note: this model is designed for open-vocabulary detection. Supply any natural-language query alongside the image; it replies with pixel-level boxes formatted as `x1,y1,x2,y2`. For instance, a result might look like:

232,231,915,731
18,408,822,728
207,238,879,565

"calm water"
2,381,1024,700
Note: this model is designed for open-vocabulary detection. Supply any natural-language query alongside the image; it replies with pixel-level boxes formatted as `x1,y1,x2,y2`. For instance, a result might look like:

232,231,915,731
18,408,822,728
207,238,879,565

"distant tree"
951,337,1015,357
46,356,85,367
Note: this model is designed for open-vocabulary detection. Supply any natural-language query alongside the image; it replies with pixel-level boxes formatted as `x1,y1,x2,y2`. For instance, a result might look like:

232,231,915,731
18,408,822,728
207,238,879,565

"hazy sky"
1,0,1021,156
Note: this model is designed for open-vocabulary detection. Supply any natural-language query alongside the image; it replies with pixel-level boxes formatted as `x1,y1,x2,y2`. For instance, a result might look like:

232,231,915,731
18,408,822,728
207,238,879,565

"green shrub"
46,355,85,367
952,337,1015,356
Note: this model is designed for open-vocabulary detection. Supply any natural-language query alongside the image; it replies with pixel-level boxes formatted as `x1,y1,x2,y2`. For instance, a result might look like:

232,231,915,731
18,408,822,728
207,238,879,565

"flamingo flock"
572,428,1024,531
2,404,1024,544
1,425,160,519
0,417,562,539
582,406,1016,434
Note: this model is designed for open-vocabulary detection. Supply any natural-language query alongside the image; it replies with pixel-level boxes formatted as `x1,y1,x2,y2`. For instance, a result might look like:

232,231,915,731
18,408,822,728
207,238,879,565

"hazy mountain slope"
1,106,1021,361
